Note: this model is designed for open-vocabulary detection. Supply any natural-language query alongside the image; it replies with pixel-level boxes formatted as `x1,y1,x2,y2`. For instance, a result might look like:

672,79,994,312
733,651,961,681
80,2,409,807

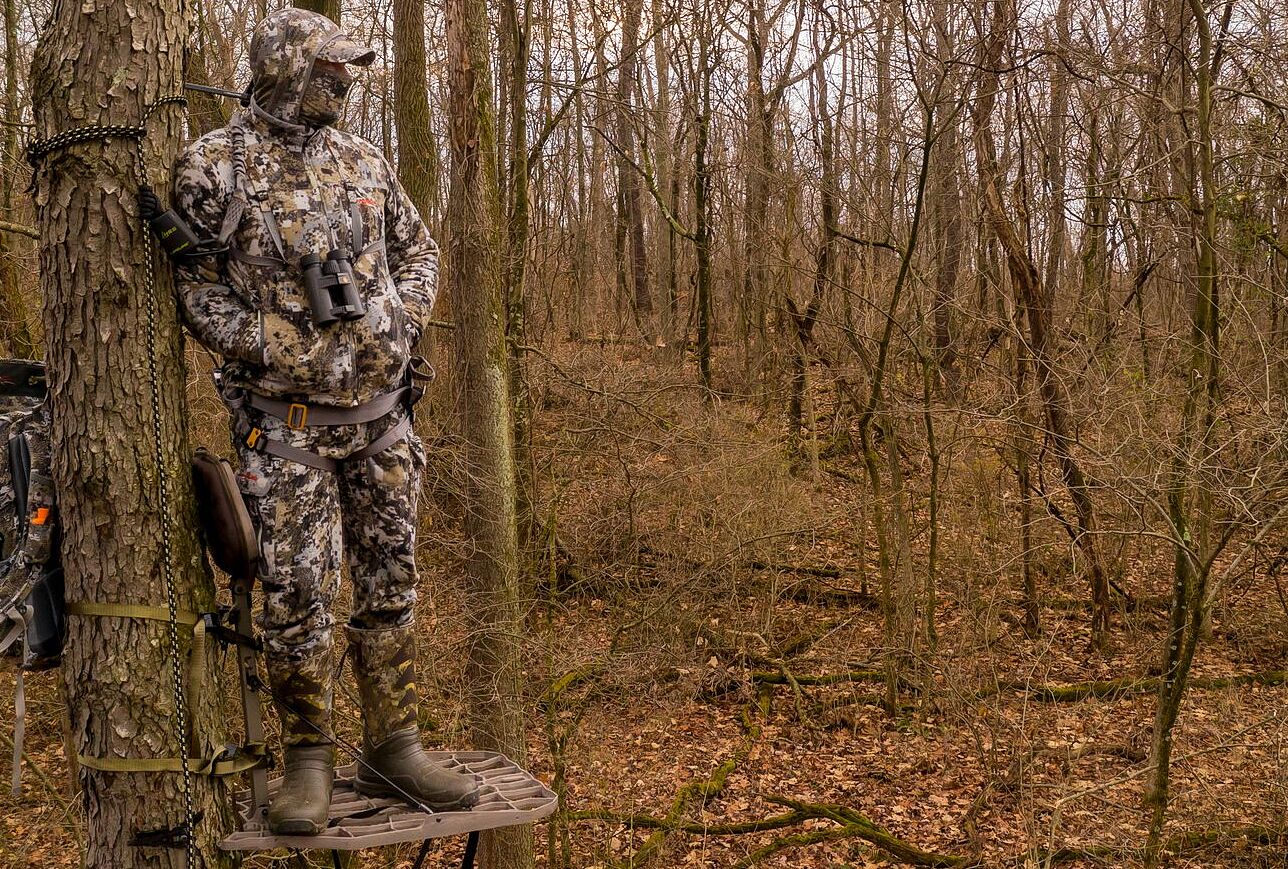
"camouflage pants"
231,401,424,664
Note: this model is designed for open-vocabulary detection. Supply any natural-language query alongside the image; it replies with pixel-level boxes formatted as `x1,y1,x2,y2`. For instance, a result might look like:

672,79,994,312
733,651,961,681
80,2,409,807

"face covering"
298,64,353,127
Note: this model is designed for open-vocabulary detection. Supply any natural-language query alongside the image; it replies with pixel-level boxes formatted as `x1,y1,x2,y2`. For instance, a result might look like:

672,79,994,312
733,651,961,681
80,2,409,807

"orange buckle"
246,427,263,449
286,403,309,429
30,507,50,526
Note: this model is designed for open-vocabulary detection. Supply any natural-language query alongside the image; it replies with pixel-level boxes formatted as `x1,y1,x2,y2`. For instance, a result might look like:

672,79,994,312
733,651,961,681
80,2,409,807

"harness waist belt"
248,386,410,429
247,415,413,473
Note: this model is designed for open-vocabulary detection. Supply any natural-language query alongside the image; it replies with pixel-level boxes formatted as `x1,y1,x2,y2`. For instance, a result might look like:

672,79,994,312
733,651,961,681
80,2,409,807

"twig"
0,220,38,240
765,796,968,867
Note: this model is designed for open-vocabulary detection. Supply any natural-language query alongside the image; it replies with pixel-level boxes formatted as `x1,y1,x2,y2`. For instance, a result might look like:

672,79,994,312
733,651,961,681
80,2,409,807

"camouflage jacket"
172,10,438,407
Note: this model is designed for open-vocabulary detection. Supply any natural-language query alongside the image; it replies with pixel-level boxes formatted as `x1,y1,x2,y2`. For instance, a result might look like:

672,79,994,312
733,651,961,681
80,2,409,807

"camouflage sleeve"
172,144,265,366
382,160,438,343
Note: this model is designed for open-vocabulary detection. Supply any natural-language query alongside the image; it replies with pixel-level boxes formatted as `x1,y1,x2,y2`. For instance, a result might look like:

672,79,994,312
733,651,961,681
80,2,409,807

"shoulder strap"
219,123,287,264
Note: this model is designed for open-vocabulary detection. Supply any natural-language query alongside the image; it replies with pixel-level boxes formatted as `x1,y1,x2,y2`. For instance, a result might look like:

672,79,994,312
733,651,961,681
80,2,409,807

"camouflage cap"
248,8,374,125
317,32,376,67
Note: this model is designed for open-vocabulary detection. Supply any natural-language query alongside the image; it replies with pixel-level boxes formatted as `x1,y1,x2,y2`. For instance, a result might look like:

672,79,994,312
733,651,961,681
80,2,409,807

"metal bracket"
202,611,260,650
129,811,203,849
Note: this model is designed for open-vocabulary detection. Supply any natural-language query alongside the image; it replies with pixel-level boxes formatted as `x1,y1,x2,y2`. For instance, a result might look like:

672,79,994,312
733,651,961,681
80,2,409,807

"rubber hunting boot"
346,623,480,810
267,649,336,835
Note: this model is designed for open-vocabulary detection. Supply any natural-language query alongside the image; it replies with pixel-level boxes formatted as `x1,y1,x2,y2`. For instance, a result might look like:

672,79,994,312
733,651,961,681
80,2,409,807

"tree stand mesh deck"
211,573,557,864
219,752,558,852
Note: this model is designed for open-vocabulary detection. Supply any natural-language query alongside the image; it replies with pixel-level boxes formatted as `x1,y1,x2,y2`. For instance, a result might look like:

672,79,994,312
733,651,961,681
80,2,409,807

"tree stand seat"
219,751,557,863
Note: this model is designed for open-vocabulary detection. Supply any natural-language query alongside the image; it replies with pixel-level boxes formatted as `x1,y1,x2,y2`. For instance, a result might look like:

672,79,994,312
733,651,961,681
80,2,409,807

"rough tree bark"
392,0,440,225
294,0,341,24
927,0,961,389
445,0,535,863
499,0,539,560
30,0,233,865
650,0,677,344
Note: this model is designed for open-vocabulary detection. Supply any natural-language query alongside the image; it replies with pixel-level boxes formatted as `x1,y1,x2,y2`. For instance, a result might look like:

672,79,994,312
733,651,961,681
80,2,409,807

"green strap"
77,742,267,777
65,600,199,626
66,603,265,778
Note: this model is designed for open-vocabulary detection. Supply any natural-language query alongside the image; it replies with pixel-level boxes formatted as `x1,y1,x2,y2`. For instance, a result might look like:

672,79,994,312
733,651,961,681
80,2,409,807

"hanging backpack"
0,359,62,670
0,360,63,795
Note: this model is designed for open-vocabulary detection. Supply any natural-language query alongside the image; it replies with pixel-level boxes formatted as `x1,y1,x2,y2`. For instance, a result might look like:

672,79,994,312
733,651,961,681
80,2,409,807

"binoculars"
300,250,366,326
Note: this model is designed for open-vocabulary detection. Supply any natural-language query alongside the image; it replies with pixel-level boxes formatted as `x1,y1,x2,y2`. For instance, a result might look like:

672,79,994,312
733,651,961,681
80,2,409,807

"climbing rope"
26,95,197,864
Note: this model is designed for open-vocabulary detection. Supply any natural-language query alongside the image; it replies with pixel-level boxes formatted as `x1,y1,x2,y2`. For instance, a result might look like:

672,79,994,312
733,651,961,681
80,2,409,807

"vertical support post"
233,577,270,821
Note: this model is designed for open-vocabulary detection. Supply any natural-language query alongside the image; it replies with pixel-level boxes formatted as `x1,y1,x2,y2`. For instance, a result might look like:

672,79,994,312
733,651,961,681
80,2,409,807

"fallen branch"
765,796,968,867
782,582,879,609
576,793,967,868
981,670,1287,703
751,669,885,687
1027,824,1285,866
606,707,763,868
822,462,865,484
730,824,880,869
568,806,813,836
750,560,841,578
538,664,603,711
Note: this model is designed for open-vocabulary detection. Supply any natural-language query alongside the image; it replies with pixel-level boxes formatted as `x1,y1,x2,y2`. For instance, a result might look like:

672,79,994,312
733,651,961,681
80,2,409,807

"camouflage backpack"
0,359,62,670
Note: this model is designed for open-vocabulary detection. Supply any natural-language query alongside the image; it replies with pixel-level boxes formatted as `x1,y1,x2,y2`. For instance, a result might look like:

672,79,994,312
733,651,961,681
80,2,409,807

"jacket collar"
242,99,320,150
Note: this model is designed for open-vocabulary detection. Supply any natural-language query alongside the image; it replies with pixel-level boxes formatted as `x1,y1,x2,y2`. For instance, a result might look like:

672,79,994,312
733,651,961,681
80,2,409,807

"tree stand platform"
219,751,557,863
199,561,557,867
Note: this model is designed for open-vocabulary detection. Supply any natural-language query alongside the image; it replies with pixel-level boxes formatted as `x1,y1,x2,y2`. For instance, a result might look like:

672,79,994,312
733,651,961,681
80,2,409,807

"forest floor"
0,343,1286,868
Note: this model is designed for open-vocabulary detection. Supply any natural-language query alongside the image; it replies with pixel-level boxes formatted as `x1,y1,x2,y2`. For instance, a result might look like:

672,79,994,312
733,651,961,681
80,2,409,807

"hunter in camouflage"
171,8,478,835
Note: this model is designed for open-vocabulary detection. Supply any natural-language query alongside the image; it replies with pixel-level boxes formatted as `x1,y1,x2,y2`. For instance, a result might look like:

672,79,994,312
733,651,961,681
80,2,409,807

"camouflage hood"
249,9,375,129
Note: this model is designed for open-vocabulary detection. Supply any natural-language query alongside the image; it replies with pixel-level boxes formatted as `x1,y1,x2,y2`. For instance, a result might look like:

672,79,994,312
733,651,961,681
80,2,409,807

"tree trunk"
615,0,654,343
445,0,535,863
500,0,538,561
29,0,233,864
294,0,341,24
0,0,34,359
393,0,440,227
651,0,676,345
1145,0,1218,858
693,21,714,395
741,0,770,382
928,0,961,390
972,0,1112,648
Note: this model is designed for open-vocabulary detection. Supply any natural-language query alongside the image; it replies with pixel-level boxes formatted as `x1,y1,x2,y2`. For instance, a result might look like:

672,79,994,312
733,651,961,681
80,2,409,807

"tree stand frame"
216,578,557,863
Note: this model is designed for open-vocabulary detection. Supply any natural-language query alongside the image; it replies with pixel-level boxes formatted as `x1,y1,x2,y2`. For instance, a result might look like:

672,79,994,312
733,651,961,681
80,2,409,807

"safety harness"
213,107,426,474
230,352,430,473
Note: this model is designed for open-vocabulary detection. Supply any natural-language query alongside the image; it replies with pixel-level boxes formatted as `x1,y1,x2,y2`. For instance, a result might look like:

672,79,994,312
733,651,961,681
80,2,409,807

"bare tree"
445,0,535,863
29,0,233,863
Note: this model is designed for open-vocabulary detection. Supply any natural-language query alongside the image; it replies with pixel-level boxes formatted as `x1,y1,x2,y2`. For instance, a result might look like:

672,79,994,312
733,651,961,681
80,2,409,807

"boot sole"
269,817,327,836
353,777,480,811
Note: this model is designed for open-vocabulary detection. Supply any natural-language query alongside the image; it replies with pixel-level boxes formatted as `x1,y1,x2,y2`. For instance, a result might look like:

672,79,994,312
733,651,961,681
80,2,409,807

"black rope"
25,96,187,175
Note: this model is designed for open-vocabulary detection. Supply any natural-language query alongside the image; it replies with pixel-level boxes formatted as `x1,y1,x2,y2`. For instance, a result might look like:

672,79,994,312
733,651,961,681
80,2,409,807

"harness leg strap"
245,415,413,474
